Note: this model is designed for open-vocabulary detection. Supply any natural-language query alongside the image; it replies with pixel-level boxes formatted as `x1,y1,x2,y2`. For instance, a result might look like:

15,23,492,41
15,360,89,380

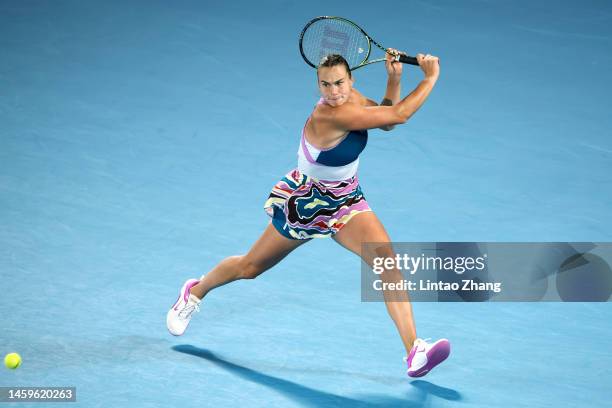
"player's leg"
191,223,309,299
332,211,417,354
332,211,450,377
167,223,308,335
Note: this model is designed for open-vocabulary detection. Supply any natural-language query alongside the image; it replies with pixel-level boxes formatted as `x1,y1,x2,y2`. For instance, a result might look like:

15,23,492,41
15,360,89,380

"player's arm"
351,88,396,132
378,83,398,132
331,78,437,130
378,48,404,131
353,88,388,131
331,54,439,131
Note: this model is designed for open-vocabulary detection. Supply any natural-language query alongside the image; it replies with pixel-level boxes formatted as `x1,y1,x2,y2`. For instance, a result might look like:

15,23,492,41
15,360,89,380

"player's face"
317,65,353,107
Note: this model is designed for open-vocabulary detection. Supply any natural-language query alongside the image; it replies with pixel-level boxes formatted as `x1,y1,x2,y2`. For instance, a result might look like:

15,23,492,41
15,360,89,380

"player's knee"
238,256,264,280
364,243,395,268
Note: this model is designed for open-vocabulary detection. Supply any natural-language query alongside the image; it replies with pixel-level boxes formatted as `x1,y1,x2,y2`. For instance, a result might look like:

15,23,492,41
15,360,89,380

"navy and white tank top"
297,98,368,180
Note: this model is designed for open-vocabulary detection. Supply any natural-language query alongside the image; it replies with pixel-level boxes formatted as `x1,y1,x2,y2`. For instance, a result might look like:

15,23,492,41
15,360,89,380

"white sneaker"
166,279,201,336
406,338,451,377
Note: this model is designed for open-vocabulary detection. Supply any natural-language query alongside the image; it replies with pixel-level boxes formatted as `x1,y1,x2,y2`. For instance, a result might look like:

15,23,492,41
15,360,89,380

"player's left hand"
385,48,405,79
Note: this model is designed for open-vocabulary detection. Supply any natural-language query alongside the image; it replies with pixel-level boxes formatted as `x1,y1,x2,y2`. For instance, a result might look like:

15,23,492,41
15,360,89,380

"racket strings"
301,19,370,69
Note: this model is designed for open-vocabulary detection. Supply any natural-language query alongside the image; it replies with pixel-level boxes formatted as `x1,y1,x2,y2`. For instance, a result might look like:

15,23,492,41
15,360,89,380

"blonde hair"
317,54,352,78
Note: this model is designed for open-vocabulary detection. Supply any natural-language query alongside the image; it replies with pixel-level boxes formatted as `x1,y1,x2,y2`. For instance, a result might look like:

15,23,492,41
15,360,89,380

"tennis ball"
4,353,21,369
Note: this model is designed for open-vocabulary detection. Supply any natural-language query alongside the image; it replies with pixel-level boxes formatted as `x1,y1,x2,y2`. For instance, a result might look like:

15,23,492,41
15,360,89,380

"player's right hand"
417,53,440,79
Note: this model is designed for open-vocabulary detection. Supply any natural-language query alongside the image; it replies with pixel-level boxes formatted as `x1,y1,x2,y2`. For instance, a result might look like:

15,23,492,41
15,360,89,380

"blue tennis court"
1,0,611,406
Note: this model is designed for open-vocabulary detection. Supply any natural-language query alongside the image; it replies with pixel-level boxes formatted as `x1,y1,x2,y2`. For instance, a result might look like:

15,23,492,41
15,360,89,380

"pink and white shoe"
166,279,201,336
406,338,451,377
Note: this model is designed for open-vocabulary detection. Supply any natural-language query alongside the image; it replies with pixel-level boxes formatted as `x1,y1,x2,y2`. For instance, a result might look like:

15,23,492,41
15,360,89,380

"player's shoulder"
350,88,377,107
314,99,357,121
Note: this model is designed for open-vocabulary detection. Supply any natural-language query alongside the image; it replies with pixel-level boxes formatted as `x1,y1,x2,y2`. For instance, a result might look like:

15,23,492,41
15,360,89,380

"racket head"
299,16,374,70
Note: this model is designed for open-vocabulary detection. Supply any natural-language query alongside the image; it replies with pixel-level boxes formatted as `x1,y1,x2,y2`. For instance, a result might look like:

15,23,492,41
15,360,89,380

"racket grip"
398,54,419,66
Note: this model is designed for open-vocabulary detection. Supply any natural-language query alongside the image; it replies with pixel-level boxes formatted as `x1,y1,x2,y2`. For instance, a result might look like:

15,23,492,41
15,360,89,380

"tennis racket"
299,16,419,71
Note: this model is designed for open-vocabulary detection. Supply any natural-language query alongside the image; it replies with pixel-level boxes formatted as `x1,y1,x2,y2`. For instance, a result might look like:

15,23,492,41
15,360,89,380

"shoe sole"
408,339,451,378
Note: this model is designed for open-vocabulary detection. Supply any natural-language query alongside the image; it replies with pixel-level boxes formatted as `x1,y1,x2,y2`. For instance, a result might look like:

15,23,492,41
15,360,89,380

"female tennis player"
167,50,450,377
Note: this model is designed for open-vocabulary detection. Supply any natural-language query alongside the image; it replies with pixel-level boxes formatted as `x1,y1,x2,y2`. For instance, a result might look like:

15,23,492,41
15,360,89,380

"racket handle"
398,54,419,66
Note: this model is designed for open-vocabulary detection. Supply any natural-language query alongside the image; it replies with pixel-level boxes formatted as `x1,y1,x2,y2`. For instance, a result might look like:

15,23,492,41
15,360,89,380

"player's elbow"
392,107,409,124
393,115,408,126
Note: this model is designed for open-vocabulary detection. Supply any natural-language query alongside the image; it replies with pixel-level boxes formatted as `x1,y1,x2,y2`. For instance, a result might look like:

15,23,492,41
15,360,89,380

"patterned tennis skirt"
264,169,371,240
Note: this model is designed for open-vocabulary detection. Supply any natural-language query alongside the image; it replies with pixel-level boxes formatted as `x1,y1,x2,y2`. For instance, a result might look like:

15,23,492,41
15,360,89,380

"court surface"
1,0,611,406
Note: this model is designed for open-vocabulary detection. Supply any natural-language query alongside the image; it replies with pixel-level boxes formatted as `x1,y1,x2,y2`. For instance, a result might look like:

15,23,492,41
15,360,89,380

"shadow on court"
173,345,462,407
410,380,462,401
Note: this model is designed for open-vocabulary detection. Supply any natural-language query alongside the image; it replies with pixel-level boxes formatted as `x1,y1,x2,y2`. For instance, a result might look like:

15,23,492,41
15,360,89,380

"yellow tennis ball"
4,353,21,369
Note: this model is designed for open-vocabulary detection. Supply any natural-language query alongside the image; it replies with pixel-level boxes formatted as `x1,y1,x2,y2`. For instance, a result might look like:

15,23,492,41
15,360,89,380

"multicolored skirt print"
264,169,371,240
